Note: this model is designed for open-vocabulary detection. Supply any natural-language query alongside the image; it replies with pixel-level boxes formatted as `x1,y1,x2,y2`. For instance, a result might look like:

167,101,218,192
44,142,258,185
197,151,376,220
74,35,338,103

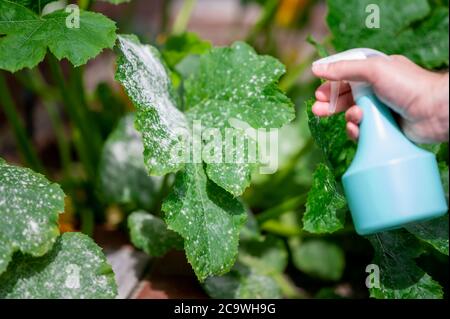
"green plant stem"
246,0,279,43
256,193,307,224
172,0,197,35
279,57,314,93
47,55,96,181
261,220,302,237
272,273,308,299
0,73,45,173
78,0,92,10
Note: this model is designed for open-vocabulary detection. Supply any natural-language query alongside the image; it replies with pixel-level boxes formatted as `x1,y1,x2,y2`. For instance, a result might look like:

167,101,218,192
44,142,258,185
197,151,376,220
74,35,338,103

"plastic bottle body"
342,93,448,235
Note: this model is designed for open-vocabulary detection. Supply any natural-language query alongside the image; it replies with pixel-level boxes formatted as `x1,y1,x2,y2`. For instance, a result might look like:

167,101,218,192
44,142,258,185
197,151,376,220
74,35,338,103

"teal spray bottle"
313,48,448,235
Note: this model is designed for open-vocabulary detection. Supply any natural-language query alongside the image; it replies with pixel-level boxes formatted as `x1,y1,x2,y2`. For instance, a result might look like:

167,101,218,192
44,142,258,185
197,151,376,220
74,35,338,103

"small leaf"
185,42,295,196
0,159,65,274
203,235,287,299
203,262,282,299
162,32,212,69
128,211,183,257
405,215,449,256
0,0,117,72
98,113,162,210
115,34,189,176
0,232,117,299
306,100,356,178
367,229,443,299
162,163,247,281
303,164,347,234
289,238,345,281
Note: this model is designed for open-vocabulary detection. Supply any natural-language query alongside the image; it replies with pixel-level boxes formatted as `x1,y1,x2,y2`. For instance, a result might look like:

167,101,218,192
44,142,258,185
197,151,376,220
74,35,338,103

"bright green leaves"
10,0,55,13
0,0,117,72
115,35,189,176
98,114,161,210
303,164,346,233
128,211,183,257
116,34,294,280
290,238,345,281
0,232,117,299
185,42,294,195
162,32,212,69
327,0,449,68
162,164,247,281
367,230,443,299
0,159,65,274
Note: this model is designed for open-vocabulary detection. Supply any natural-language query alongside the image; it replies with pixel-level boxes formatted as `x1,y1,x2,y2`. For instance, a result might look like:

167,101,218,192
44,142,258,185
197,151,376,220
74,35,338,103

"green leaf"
405,215,449,256
203,235,287,299
303,164,347,234
162,32,212,69
0,159,65,274
10,0,55,13
98,113,162,210
0,0,117,72
128,211,183,257
367,229,443,299
0,232,117,299
203,262,282,299
185,42,295,195
115,34,189,176
306,100,355,178
439,161,449,202
327,0,449,68
289,238,345,281
162,163,247,281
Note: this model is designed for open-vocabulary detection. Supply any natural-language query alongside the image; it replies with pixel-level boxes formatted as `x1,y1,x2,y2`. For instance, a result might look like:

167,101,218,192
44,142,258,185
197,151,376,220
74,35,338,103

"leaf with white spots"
162,163,247,281
128,211,183,257
0,232,117,299
0,159,65,274
98,113,162,210
185,42,295,196
115,34,189,176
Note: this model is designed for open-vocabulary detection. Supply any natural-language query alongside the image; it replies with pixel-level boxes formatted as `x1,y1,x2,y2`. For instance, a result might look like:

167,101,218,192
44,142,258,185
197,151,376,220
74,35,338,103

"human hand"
311,55,449,143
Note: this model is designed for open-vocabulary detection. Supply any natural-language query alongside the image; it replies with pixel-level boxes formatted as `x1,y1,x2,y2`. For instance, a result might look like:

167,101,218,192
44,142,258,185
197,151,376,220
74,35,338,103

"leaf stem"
172,0,197,35
246,0,279,43
256,193,307,224
272,273,308,299
0,73,45,173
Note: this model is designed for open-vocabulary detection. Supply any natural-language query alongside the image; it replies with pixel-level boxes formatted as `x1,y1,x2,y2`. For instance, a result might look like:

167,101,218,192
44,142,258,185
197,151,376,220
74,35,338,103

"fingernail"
312,63,327,75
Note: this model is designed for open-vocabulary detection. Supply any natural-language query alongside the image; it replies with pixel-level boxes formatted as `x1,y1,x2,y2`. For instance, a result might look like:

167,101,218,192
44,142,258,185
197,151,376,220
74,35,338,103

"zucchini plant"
0,0,448,300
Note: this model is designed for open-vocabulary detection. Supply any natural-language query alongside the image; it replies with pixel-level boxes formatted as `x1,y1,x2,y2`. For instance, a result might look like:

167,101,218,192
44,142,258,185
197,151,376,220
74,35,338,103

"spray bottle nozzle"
312,48,388,114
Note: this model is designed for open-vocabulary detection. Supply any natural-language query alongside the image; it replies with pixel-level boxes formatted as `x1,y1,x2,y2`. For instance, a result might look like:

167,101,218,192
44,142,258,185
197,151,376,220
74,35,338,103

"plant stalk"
172,0,197,35
256,193,307,224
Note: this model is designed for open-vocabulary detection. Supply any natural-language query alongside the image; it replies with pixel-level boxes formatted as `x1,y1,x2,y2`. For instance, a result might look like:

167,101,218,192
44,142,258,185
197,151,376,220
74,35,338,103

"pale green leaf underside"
0,0,117,72
162,163,247,281
128,211,183,257
0,232,117,299
185,42,295,196
115,34,189,176
98,113,161,210
303,164,347,233
367,230,443,299
0,159,65,274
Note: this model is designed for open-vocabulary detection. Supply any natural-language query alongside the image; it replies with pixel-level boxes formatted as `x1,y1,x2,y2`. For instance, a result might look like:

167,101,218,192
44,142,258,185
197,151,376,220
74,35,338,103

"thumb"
312,57,388,83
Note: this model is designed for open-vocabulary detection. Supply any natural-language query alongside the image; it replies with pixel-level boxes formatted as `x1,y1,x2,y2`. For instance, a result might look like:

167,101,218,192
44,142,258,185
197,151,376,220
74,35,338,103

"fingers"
315,81,351,101
345,105,363,124
312,91,354,116
312,57,386,83
346,122,359,141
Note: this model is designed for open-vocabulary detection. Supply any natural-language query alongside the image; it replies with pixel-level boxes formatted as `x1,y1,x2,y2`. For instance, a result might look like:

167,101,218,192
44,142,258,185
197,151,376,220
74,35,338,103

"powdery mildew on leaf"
115,35,189,175
185,42,295,196
98,113,161,210
0,0,117,72
303,164,347,234
128,211,183,257
0,232,117,299
162,163,247,281
0,160,65,274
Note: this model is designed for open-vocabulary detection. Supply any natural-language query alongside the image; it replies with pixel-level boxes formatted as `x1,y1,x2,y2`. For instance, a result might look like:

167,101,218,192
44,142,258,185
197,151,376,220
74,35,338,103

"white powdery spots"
116,35,188,174
0,160,65,272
